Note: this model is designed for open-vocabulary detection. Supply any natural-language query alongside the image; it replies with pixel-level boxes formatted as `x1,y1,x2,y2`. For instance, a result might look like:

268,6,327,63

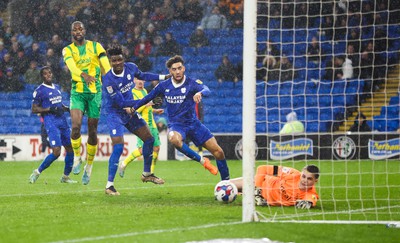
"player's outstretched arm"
133,87,160,111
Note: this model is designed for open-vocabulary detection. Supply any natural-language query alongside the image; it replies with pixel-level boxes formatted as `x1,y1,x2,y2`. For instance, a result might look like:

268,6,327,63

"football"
214,180,238,203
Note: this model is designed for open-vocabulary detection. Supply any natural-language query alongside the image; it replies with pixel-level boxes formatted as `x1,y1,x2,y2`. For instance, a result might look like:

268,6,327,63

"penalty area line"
48,221,244,243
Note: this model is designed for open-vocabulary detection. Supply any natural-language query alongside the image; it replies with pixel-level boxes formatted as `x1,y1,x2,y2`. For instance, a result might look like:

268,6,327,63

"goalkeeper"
231,165,319,209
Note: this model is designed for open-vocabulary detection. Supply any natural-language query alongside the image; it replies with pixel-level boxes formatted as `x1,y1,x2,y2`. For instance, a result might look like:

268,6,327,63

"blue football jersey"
102,62,161,122
32,83,66,124
134,76,210,125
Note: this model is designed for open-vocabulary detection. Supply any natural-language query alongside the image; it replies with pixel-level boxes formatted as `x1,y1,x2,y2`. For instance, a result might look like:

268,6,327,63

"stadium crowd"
0,0,399,133
0,0,245,92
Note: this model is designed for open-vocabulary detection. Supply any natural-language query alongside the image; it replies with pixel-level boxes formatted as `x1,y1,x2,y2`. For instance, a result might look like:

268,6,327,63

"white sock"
106,181,114,188
142,172,151,176
85,164,93,175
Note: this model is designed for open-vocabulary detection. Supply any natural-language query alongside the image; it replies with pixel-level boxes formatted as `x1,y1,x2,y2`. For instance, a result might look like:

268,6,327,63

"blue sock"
142,137,154,173
38,153,58,173
216,159,230,180
108,144,123,182
64,152,74,176
177,143,201,162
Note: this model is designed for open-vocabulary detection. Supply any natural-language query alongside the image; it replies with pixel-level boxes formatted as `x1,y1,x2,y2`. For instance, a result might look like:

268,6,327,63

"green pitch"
1,160,399,243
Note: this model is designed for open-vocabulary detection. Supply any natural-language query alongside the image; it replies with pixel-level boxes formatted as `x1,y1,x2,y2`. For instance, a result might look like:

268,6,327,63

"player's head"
40,66,53,84
299,164,319,190
166,55,185,83
71,21,85,42
107,44,125,74
134,78,145,89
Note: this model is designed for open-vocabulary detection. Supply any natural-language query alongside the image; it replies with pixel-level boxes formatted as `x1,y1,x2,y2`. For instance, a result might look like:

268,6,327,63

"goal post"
242,0,257,222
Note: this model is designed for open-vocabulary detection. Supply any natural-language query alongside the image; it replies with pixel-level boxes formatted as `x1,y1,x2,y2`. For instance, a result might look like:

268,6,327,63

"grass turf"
1,160,399,243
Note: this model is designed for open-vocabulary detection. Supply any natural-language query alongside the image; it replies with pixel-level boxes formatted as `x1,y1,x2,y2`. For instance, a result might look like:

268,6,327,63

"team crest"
127,74,132,80
106,86,113,94
196,79,203,84
181,87,186,93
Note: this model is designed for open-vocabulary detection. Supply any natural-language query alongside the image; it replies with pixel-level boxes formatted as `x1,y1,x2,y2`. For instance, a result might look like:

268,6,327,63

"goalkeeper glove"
49,106,64,116
295,200,313,209
254,188,268,206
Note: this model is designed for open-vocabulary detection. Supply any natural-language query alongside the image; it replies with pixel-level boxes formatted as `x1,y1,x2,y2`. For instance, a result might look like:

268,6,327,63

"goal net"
242,0,400,224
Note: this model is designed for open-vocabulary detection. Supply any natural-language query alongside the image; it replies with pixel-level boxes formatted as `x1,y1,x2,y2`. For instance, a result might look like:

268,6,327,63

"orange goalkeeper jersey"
256,165,319,206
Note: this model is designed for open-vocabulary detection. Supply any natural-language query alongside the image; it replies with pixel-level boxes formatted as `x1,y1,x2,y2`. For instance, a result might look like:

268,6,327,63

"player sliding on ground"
101,44,170,195
127,55,230,180
230,164,320,209
29,66,76,184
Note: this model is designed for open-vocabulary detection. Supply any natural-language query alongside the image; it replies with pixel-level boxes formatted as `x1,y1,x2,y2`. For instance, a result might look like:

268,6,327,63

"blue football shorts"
107,112,147,137
45,118,71,148
169,119,213,147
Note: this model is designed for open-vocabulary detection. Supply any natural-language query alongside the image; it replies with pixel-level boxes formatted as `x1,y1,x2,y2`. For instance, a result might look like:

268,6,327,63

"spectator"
47,34,64,59
258,53,278,81
214,55,239,86
44,48,62,81
307,36,322,65
346,44,360,78
200,0,216,17
157,32,181,56
324,55,353,81
0,53,14,76
257,40,280,64
24,60,41,85
230,3,244,28
160,0,175,27
150,7,167,30
139,9,152,33
150,35,163,57
189,26,209,48
26,42,45,66
145,23,158,44
134,36,152,57
277,55,296,82
133,51,153,72
279,112,304,134
347,28,361,52
0,41,8,61
13,48,30,77
339,55,354,79
17,28,33,51
200,6,227,29
124,13,137,36
0,68,23,92
349,112,371,132
183,0,203,22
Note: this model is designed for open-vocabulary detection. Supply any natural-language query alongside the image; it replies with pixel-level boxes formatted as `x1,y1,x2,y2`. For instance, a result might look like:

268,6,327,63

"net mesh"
253,0,400,223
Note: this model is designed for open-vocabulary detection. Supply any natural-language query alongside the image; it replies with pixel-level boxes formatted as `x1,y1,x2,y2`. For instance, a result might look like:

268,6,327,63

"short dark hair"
71,21,84,30
107,44,123,57
305,164,320,179
166,55,184,69
40,66,51,77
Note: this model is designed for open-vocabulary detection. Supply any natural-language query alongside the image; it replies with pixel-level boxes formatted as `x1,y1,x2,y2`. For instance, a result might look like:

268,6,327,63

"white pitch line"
48,221,244,243
0,183,214,198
